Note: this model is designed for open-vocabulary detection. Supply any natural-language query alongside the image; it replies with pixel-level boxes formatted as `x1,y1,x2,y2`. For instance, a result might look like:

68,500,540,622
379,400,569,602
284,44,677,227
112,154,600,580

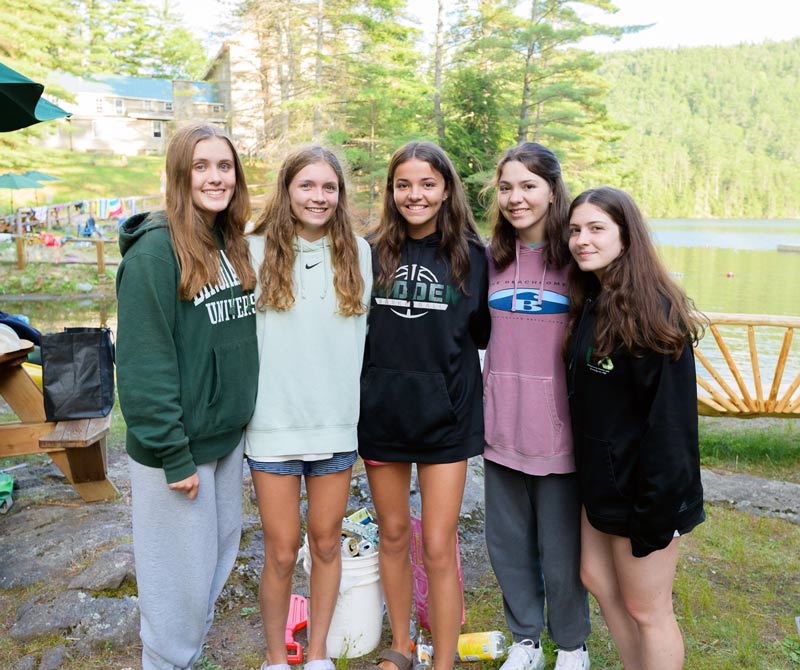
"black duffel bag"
41,327,115,422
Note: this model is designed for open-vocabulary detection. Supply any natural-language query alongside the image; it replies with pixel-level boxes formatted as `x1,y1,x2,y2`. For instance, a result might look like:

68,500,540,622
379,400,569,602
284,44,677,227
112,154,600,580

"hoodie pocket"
197,337,258,435
577,435,634,508
484,372,563,455
360,367,457,445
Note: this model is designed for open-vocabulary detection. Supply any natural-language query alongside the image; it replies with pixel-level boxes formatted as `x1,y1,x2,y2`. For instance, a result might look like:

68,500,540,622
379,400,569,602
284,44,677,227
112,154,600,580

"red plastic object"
285,593,308,663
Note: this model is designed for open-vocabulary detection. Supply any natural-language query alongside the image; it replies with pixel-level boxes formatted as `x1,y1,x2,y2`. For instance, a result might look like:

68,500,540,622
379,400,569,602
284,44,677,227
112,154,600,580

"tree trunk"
516,0,540,143
433,0,445,141
312,0,324,140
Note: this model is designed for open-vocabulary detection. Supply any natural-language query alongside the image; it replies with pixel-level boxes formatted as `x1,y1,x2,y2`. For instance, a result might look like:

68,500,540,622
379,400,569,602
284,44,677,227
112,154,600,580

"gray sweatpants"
129,438,244,670
484,460,590,650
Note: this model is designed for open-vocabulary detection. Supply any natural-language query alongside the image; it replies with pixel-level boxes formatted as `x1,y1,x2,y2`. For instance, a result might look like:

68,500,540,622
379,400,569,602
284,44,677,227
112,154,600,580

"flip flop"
374,649,412,670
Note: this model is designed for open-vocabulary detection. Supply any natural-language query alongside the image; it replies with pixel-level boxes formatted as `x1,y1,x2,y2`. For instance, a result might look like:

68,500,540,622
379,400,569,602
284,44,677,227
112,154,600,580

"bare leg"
417,461,467,670
304,467,354,661
613,534,683,670
252,471,302,666
580,509,642,670
366,462,414,670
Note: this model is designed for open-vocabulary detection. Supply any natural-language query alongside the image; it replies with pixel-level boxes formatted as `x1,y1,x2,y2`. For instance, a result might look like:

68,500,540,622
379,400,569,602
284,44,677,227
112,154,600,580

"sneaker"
499,639,545,670
554,644,590,670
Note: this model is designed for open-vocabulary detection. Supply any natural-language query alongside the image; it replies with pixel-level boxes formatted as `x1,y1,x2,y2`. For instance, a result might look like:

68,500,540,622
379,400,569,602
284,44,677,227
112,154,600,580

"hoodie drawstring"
512,240,547,309
538,260,547,306
512,241,521,312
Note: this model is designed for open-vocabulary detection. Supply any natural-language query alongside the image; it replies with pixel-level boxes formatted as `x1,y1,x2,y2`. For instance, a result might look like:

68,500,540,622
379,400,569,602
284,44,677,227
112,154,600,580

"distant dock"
777,244,800,253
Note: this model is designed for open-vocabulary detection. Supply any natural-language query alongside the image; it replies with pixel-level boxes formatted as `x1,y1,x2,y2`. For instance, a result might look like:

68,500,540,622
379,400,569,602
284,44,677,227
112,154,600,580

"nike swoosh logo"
305,262,321,269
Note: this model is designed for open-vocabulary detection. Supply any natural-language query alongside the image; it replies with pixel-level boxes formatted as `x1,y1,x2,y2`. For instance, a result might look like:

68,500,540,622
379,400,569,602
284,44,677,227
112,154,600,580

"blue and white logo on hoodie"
489,288,569,314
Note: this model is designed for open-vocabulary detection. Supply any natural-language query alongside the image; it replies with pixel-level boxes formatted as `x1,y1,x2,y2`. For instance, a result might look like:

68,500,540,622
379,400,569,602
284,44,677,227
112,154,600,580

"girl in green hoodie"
116,123,258,670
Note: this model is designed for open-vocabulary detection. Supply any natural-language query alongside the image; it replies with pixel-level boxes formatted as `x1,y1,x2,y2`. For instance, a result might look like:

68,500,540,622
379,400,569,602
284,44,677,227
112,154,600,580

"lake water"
4,218,799,398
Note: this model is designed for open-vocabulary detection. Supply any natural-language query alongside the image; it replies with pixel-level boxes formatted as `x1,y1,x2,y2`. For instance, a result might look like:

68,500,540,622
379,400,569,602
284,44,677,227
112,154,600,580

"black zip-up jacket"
358,232,490,463
567,298,705,557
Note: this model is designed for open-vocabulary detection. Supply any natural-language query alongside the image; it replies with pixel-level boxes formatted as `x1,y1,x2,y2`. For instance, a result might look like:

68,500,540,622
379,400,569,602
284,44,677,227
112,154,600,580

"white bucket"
301,541,384,658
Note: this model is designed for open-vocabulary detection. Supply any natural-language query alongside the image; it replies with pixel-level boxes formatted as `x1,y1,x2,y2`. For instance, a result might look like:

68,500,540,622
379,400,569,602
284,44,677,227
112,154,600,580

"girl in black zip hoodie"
564,187,705,670
359,142,489,670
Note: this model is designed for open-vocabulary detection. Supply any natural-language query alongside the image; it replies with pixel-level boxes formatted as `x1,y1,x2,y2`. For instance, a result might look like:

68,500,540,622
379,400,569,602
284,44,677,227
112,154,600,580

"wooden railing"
696,313,800,418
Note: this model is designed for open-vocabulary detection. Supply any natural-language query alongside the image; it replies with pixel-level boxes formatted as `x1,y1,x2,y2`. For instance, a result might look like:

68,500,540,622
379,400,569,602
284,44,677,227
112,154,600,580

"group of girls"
116,122,705,670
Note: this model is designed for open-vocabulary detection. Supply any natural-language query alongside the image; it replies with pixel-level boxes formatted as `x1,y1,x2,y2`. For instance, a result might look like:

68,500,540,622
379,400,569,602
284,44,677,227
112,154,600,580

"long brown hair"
252,146,366,316
483,142,571,271
372,141,481,292
564,187,705,360
165,123,255,299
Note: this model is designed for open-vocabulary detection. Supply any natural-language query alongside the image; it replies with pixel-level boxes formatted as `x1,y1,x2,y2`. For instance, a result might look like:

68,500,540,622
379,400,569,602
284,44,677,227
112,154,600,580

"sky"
174,0,800,56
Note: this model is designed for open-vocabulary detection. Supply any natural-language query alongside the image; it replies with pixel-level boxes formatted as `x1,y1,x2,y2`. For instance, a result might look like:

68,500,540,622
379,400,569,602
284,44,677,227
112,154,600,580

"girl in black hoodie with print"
359,142,489,670
564,187,706,670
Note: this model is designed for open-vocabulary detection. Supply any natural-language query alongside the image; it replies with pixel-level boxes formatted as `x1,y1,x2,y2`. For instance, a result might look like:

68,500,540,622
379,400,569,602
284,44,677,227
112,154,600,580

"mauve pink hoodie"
482,242,575,475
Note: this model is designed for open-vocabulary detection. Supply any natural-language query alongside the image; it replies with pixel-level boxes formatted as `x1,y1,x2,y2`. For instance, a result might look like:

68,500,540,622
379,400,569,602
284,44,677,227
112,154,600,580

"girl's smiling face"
497,160,553,245
191,137,236,225
393,158,449,239
289,161,339,242
568,202,625,279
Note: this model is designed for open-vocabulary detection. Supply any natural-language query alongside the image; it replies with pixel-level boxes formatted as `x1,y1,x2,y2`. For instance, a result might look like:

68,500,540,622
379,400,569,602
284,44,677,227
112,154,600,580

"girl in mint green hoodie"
117,123,258,670
245,147,372,670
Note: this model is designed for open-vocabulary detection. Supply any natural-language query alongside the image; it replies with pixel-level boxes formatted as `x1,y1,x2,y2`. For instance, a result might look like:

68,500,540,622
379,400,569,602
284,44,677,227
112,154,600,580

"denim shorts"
247,450,357,476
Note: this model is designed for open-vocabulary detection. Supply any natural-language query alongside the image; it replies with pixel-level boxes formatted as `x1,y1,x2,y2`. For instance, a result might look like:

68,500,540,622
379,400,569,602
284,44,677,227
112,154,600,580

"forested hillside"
2,0,797,219
600,39,800,218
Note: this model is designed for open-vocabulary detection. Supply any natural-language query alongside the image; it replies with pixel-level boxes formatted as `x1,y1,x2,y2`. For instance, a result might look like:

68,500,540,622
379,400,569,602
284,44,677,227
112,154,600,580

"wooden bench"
39,413,119,502
0,344,119,503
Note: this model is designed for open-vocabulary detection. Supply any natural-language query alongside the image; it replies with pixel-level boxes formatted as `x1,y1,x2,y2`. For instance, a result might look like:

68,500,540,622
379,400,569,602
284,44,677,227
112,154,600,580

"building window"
153,121,163,138
165,102,173,112
96,98,103,113
144,100,152,111
212,104,223,113
115,98,125,115
92,120,100,138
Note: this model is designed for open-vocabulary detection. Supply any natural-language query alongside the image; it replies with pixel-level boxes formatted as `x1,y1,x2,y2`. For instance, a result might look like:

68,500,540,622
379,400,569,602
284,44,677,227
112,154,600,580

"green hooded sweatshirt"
116,211,258,483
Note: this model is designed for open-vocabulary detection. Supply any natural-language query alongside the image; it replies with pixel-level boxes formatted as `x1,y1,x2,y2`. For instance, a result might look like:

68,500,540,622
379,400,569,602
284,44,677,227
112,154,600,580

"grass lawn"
463,504,800,670
0,145,271,216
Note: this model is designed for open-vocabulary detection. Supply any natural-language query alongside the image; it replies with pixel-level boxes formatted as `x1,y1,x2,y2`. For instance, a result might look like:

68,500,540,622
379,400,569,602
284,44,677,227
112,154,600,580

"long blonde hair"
252,146,366,316
165,123,255,299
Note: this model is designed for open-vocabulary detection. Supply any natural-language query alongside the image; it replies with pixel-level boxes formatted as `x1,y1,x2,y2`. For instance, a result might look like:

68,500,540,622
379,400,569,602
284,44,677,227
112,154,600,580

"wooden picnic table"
0,341,118,502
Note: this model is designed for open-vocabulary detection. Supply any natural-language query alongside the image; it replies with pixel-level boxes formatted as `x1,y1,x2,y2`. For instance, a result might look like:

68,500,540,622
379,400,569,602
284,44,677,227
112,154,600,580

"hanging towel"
107,197,123,218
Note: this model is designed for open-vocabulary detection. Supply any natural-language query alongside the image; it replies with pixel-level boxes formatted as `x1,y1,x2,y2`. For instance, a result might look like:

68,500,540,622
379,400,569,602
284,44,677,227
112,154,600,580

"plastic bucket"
302,542,384,658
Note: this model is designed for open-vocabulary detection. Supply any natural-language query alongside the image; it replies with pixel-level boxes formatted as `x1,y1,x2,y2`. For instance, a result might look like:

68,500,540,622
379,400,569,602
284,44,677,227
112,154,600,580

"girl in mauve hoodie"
482,143,590,670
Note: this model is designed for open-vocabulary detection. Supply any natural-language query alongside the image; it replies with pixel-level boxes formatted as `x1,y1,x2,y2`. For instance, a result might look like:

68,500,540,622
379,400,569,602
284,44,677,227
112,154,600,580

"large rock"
0,503,131,588
9,589,139,651
701,469,800,523
38,645,68,670
68,544,135,591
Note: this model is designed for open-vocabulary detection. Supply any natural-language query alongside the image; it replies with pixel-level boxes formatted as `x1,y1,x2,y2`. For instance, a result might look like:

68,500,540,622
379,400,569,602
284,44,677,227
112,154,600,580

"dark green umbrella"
0,172,43,211
22,170,61,182
0,61,71,132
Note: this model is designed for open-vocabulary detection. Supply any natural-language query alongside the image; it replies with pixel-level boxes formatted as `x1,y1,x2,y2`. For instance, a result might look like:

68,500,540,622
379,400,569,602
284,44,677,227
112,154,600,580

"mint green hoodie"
116,211,258,483
244,233,371,457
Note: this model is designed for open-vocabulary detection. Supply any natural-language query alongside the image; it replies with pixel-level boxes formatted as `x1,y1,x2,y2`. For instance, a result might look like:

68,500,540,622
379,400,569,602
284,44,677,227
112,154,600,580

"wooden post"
95,239,105,275
15,235,25,270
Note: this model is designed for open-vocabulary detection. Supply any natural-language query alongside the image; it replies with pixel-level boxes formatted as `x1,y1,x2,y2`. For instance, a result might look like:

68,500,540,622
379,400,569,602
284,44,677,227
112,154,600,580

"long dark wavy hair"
252,145,366,316
371,141,481,292
483,142,571,271
165,123,255,299
564,187,705,360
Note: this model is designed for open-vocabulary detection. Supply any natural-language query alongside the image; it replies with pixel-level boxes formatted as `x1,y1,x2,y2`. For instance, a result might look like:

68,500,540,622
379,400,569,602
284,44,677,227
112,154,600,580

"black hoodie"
567,298,705,557
358,232,490,463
